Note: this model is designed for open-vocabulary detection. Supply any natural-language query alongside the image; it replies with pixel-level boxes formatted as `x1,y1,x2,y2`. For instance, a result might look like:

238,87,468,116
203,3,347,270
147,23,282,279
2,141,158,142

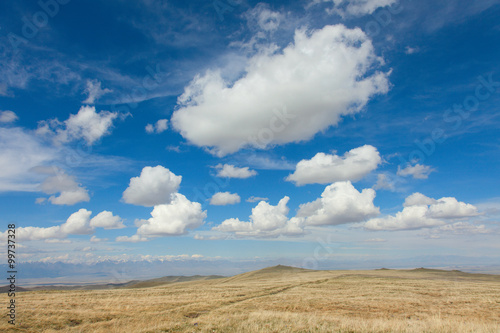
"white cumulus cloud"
213,197,305,238
286,145,381,185
297,181,380,225
210,192,241,206
171,25,390,156
37,105,121,145
215,164,257,179
136,193,206,236
60,209,94,235
122,166,182,206
365,193,480,231
89,211,125,229
427,197,480,219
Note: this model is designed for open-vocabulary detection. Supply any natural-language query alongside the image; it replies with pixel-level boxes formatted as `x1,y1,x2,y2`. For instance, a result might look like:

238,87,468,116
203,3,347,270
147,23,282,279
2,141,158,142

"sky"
1,0,500,282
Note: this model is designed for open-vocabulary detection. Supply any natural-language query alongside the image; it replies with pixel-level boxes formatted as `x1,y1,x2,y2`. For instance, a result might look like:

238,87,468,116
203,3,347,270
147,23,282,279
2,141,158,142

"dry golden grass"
2,266,500,332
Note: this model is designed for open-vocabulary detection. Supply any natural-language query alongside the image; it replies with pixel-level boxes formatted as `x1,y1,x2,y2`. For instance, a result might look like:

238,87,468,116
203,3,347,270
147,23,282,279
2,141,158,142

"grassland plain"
2,265,500,332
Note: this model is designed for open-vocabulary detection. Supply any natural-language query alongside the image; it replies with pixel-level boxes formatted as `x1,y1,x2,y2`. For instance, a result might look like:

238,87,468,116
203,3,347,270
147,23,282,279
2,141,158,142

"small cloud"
146,119,168,134
35,197,47,204
310,0,399,17
215,164,257,179
364,238,387,243
193,234,227,240
0,110,18,123
244,3,283,32
397,163,435,179
166,145,181,153
45,239,71,244
373,174,395,191
405,46,419,54
90,235,108,243
82,79,112,104
432,222,492,235
0,83,8,96
115,235,149,243
246,196,269,203
210,192,241,206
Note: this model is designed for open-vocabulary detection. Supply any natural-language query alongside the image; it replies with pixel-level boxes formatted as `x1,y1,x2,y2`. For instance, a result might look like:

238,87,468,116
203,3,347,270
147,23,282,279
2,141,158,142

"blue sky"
1,0,500,280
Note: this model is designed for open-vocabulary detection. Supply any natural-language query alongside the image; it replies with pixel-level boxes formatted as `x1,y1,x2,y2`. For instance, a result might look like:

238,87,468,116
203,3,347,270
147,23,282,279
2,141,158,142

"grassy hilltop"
2,265,500,332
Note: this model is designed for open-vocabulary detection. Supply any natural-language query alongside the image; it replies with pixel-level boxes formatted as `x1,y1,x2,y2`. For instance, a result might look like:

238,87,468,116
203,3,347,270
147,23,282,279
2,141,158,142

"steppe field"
2,265,500,333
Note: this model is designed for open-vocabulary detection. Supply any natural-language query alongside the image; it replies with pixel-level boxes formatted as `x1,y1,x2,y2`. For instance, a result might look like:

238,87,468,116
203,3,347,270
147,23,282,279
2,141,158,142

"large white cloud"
286,145,381,185
122,166,182,207
365,193,480,231
136,193,206,236
37,168,90,205
213,197,305,238
171,24,389,156
37,105,120,145
210,192,241,206
215,164,257,179
310,0,398,17
297,181,380,225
